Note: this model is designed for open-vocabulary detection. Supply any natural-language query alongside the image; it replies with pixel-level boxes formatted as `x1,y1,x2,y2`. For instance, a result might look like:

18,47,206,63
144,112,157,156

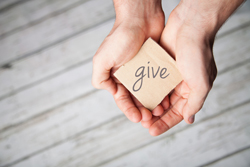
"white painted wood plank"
214,25,250,74
1,17,249,109
0,0,22,10
1,0,249,67
0,0,115,65
0,1,180,101
4,61,250,167
0,90,121,166
217,0,250,35
206,148,250,167
0,1,248,166
0,22,249,146
101,102,250,167
0,61,94,132
0,0,87,37
0,0,248,101
0,19,113,99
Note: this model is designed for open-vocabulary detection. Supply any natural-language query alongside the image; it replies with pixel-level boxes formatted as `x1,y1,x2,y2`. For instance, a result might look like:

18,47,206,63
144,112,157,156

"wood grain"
0,22,249,134
2,61,250,166
0,0,249,166
0,61,93,132
0,0,115,66
100,102,250,167
0,90,121,166
0,19,113,99
0,0,248,100
0,0,88,37
206,147,250,167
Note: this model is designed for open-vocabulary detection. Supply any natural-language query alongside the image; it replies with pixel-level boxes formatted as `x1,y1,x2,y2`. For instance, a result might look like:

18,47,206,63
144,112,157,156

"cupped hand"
92,1,165,123
142,5,218,136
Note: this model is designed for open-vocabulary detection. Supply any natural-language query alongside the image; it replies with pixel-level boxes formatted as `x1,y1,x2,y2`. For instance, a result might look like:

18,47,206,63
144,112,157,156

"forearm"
174,0,245,37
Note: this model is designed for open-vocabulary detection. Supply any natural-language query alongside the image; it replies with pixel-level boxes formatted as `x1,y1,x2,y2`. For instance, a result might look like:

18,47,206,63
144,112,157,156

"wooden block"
114,38,182,110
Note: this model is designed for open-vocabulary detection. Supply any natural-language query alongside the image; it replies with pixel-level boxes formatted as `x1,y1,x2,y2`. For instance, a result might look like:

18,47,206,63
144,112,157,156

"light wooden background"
0,0,250,167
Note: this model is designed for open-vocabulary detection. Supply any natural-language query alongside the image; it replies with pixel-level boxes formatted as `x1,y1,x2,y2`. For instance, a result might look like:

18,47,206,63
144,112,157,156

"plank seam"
93,99,250,167
1,19,249,101
216,21,250,39
0,115,124,167
1,21,249,102
0,0,90,39
200,145,250,167
1,57,249,133
0,57,93,101
0,15,115,67
0,88,99,133
2,10,250,69
4,97,250,167
0,0,29,13
218,57,250,75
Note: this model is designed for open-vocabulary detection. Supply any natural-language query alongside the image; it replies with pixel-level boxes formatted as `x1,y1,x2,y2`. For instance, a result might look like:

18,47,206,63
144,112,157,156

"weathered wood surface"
1,56,250,166
101,102,250,167
0,0,115,66
206,147,250,167
0,0,249,101
0,61,93,132
0,19,113,99
0,0,249,167
0,0,23,11
0,0,88,37
0,90,121,166
0,21,249,136
0,0,182,100
1,0,249,67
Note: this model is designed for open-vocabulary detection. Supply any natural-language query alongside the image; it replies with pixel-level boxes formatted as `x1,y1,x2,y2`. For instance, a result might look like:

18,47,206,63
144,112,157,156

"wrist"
113,0,164,24
173,0,245,40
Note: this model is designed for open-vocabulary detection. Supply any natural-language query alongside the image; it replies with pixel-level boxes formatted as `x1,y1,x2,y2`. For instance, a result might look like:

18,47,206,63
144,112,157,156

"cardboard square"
114,38,182,110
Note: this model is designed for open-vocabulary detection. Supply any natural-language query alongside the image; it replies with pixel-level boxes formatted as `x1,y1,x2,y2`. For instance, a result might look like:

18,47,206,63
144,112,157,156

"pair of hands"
92,0,241,136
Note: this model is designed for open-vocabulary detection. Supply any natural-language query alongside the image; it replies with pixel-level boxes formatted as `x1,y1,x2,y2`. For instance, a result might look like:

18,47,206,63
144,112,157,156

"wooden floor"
0,0,250,166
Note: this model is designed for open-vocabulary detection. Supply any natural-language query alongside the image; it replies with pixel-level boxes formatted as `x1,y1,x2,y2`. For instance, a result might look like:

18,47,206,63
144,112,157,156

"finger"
114,84,142,123
131,95,152,122
161,95,170,110
152,104,164,116
92,53,117,95
141,116,160,129
140,107,153,122
170,81,190,105
182,91,207,124
149,98,187,136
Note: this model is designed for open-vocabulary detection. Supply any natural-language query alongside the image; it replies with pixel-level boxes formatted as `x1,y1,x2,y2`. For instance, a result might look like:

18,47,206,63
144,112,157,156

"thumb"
182,90,207,124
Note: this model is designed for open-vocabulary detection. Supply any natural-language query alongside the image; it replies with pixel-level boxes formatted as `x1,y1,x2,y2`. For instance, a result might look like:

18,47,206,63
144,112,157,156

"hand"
143,0,244,136
141,2,219,136
92,0,165,122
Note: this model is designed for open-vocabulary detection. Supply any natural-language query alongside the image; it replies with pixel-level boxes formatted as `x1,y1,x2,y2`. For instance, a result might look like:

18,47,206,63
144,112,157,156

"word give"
132,61,170,92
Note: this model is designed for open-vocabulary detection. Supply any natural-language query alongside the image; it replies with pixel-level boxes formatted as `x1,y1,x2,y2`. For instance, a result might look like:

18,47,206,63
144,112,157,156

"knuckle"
91,78,101,89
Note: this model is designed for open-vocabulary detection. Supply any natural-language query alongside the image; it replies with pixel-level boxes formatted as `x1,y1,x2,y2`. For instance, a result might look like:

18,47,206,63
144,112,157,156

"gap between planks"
2,60,250,166
1,0,249,68
1,114,124,167
0,14,249,151
0,0,91,38
202,145,250,167
0,0,115,66
96,99,250,167
0,20,250,102
0,0,27,12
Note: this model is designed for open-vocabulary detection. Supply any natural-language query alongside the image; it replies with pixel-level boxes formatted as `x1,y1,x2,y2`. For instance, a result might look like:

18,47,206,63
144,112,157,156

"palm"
92,15,165,123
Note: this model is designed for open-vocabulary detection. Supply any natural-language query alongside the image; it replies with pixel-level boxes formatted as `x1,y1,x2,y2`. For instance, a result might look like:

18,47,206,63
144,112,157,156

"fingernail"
189,115,195,124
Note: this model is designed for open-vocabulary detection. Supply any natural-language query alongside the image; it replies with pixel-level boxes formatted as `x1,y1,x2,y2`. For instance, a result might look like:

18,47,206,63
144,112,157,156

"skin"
92,0,165,123
92,0,245,136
